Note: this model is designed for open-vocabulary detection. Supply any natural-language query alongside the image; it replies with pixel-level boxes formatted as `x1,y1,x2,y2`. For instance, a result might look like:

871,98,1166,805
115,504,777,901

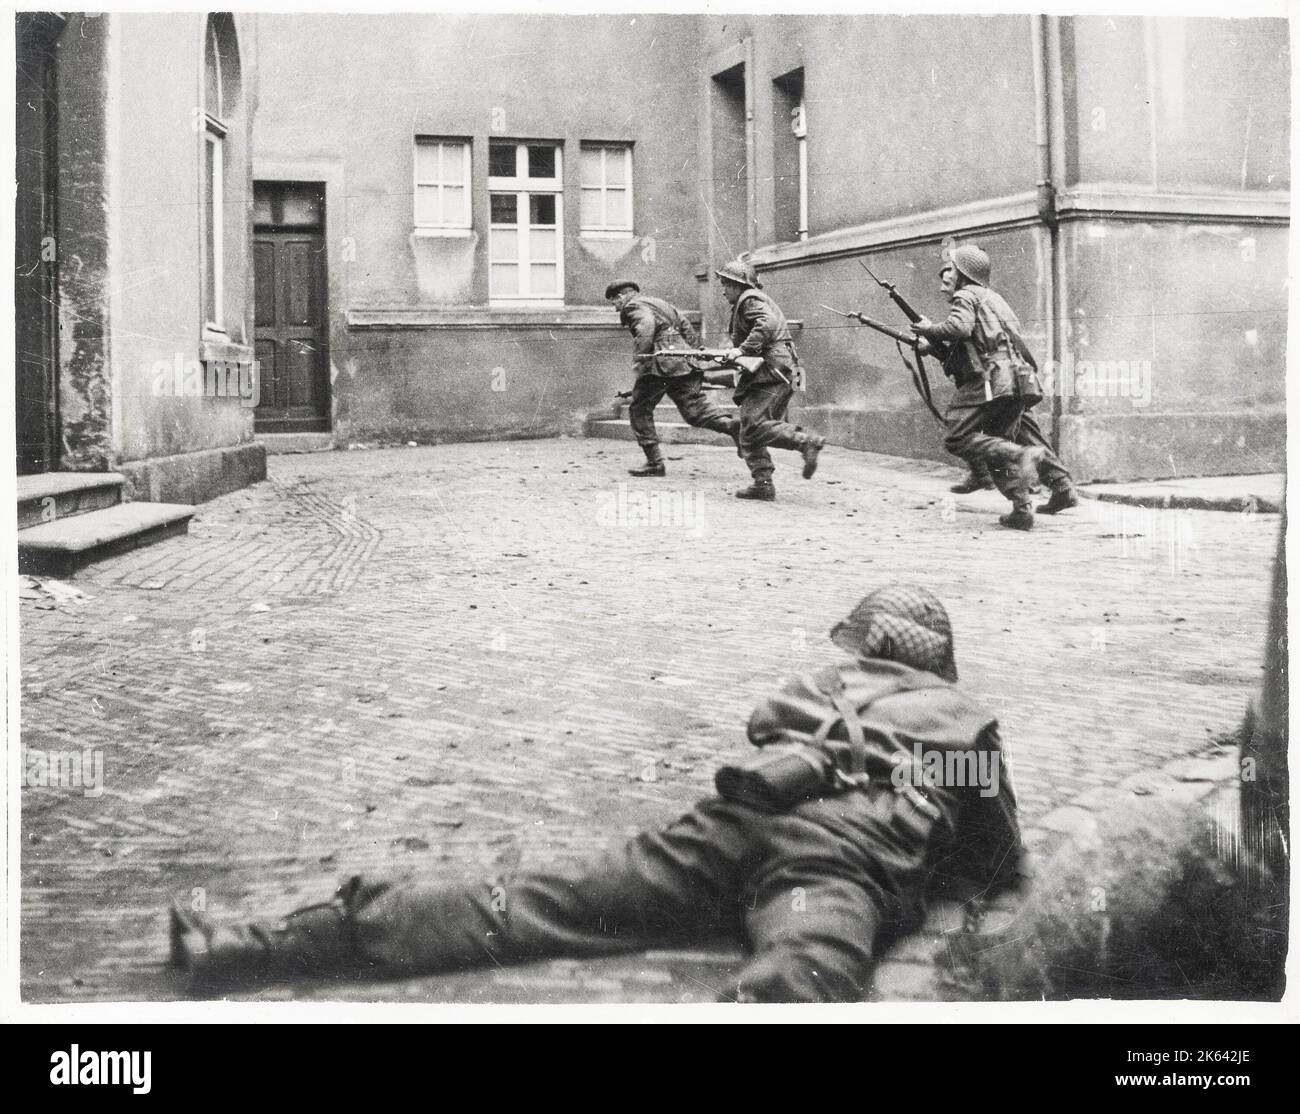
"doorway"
252,181,330,432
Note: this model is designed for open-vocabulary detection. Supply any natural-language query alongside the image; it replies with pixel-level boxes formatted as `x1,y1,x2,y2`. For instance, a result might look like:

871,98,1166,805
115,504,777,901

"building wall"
111,13,257,465
41,13,264,500
708,14,1288,481
252,12,706,444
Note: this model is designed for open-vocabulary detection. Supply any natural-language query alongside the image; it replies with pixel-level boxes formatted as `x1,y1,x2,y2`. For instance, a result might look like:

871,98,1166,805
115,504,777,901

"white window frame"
488,142,564,304
203,121,225,332
579,143,633,238
413,137,472,236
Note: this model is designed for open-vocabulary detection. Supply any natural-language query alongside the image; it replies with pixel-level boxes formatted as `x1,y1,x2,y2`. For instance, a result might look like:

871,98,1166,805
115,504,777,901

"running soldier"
169,584,1021,1004
913,246,1076,530
713,259,825,501
606,280,739,477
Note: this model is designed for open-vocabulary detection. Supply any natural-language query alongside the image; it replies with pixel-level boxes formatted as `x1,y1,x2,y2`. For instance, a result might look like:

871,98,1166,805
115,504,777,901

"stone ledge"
347,306,673,330
116,442,267,505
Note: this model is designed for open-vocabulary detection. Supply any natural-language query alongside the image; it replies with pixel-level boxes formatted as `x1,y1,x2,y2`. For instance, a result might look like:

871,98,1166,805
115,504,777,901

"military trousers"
1014,409,1072,490
944,397,1037,512
735,379,811,482
333,789,939,1002
629,372,738,449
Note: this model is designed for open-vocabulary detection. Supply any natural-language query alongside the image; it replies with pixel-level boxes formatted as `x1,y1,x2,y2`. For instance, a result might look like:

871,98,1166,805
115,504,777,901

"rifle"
635,349,780,387
858,261,955,424
615,383,727,400
859,261,927,328
820,303,946,425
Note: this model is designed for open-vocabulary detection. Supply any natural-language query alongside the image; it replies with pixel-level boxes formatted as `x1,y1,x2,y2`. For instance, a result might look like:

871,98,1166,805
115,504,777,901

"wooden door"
253,183,329,432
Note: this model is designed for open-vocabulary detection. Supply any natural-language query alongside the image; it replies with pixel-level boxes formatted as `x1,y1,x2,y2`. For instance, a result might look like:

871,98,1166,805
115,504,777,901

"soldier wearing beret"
606,280,739,477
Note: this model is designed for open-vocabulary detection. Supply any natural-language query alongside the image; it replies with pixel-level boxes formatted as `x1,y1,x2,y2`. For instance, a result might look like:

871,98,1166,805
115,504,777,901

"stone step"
257,432,335,455
16,472,125,530
18,501,195,578
608,399,739,421
584,419,736,447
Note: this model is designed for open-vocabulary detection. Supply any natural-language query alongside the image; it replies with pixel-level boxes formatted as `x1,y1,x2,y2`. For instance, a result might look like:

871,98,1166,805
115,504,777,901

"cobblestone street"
18,437,1281,1003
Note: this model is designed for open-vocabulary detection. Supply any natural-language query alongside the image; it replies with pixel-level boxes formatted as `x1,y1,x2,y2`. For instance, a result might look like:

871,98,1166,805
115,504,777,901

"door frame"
252,179,331,433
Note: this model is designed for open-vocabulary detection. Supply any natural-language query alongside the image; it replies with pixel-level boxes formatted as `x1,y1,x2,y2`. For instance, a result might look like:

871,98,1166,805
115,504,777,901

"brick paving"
18,437,1281,1003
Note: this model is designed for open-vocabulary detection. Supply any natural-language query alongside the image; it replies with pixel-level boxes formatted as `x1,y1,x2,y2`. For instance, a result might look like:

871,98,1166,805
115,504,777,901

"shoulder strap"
812,667,950,775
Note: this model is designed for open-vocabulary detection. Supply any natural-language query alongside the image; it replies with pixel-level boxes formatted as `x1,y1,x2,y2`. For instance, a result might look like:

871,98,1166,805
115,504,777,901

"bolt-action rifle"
820,302,946,425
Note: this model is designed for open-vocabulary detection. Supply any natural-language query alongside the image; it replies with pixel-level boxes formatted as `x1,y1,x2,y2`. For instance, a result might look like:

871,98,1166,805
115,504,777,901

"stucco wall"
715,13,1288,480
1067,16,1290,193
252,13,706,443
110,13,257,465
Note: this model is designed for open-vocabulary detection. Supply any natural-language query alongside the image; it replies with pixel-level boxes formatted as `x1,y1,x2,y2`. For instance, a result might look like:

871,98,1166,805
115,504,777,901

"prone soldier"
169,584,1021,1004
606,280,739,477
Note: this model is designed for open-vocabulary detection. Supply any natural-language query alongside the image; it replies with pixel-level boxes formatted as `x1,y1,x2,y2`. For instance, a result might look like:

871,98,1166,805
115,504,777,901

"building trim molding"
751,186,1290,271
347,306,661,330
1055,185,1291,224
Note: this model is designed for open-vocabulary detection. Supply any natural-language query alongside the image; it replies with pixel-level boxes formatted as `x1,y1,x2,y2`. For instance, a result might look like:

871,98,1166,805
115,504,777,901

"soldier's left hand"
912,317,933,333
725,347,744,362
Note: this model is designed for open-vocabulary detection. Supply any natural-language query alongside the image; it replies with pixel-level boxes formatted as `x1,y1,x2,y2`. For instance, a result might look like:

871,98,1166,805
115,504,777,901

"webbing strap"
820,670,868,775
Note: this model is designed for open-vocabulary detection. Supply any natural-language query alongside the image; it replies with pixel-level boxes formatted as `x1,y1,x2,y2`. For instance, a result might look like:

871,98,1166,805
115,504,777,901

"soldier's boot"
800,435,826,480
998,507,1036,531
628,444,666,477
950,464,996,494
169,896,358,991
1037,480,1080,516
735,478,777,502
992,445,1042,531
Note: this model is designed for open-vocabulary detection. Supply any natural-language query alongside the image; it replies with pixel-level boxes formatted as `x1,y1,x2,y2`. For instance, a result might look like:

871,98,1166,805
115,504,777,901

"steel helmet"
714,258,760,289
829,583,958,682
950,245,991,287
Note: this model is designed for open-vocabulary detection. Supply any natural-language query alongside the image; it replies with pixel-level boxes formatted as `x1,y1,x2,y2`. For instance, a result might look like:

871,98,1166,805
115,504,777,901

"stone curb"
866,745,1241,1001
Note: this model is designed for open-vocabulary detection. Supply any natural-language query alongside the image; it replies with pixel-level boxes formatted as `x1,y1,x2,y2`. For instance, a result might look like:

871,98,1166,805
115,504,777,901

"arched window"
202,14,240,332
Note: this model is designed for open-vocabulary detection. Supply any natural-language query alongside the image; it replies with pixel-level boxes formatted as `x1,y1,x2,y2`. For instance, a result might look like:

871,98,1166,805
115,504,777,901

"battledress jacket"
728,288,799,387
744,656,1023,890
620,294,702,379
914,284,1030,412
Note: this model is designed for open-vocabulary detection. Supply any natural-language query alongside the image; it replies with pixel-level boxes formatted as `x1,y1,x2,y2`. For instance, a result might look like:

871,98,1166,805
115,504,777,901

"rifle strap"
896,342,946,425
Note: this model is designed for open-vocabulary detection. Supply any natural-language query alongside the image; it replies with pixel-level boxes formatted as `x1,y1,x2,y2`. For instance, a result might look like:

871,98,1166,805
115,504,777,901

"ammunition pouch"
714,744,835,812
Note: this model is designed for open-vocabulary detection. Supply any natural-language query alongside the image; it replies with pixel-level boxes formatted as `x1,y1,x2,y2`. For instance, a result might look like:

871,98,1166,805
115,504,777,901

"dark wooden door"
253,184,329,432
15,15,63,473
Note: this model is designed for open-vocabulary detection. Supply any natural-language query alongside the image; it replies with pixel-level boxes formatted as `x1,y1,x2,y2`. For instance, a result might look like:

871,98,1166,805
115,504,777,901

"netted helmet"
830,583,958,682
714,258,760,288
950,245,991,287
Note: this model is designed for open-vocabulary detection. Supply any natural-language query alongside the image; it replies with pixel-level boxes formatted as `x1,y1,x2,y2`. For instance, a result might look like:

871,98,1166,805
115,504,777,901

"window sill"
579,230,635,241
412,227,474,239
347,305,624,330
200,335,254,364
